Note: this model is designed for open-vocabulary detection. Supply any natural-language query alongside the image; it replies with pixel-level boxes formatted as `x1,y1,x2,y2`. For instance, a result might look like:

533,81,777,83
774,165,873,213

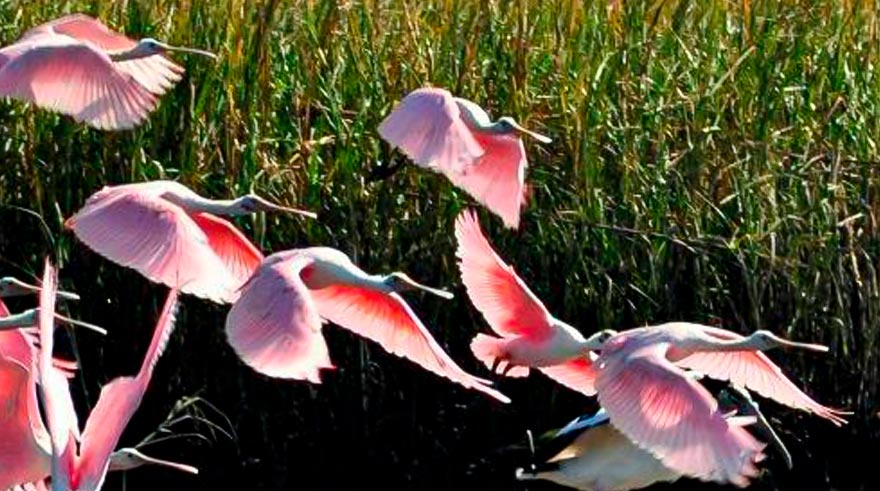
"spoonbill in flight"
0,14,216,130
66,180,315,303
515,384,793,490
225,247,510,403
454,210,602,396
549,322,848,486
379,87,551,229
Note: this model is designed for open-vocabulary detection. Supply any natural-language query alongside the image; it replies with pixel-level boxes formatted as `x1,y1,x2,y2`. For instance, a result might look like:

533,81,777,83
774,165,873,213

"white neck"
161,191,241,216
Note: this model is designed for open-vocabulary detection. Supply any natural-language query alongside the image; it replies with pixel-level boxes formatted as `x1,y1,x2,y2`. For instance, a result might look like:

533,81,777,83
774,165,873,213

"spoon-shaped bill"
253,198,318,219
398,275,454,300
53,312,108,335
508,121,552,144
158,42,218,59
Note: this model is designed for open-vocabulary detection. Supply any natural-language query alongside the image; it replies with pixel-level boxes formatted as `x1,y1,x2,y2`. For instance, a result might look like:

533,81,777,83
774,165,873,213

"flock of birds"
0,13,851,491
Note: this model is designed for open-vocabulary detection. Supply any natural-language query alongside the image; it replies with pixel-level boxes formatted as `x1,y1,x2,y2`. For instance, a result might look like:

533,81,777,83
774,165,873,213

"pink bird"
0,14,216,130
38,259,186,491
66,180,316,303
378,87,551,229
516,384,791,491
454,210,601,396
553,322,848,487
225,247,510,403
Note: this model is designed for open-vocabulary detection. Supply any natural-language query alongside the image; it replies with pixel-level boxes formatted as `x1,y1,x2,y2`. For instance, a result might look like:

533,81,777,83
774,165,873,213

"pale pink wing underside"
378,87,484,173
66,189,239,303
445,133,526,229
36,260,77,488
189,212,264,294
76,289,180,491
309,284,509,403
0,358,50,490
0,39,156,130
675,325,848,425
596,344,765,487
537,357,598,396
45,14,184,95
225,254,332,382
454,210,553,339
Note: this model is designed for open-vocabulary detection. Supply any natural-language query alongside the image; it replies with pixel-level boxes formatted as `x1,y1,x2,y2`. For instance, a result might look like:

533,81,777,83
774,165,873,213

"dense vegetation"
1,1,878,489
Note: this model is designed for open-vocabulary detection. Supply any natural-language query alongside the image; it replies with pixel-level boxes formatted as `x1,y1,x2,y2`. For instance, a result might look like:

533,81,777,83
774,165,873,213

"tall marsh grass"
1,1,878,489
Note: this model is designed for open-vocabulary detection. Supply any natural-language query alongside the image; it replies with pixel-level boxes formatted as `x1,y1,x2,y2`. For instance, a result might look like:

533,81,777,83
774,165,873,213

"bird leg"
501,362,516,376
722,385,794,470
491,357,503,374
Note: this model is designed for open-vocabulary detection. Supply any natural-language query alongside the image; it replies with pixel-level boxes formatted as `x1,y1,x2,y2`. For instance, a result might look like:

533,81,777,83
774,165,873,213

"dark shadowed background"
1,1,878,490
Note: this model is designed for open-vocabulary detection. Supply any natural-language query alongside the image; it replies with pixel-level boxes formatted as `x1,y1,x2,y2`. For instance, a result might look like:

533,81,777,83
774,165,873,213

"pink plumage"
378,87,484,173
0,14,191,130
66,181,266,304
225,248,509,403
38,270,182,491
379,87,550,229
455,210,598,395
595,339,765,487
673,324,849,425
0,358,51,490
225,252,333,382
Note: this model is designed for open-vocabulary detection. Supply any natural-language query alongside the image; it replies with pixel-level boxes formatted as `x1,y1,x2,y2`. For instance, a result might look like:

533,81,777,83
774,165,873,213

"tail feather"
470,334,529,377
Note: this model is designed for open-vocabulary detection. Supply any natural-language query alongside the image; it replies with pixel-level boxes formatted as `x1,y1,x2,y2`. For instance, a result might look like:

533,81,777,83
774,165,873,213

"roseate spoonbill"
38,259,184,491
378,87,551,229
225,247,510,403
66,180,315,303
547,322,847,486
454,210,601,396
0,14,216,130
515,384,791,491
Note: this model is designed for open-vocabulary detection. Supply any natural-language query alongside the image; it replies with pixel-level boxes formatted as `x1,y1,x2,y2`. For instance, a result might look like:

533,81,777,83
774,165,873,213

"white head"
383,272,454,299
136,38,218,59
493,117,553,143
109,447,199,475
229,194,317,219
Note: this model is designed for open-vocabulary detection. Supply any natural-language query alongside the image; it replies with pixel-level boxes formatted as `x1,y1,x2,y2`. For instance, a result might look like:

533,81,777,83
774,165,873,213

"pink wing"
36,260,77,489
445,134,526,229
454,210,553,339
225,253,333,382
596,344,765,487
675,325,848,425
66,188,240,303
76,290,180,491
378,87,484,173
0,39,157,130
42,14,184,95
537,357,598,396
309,284,509,403
189,212,264,294
0,358,51,490
0,298,10,317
